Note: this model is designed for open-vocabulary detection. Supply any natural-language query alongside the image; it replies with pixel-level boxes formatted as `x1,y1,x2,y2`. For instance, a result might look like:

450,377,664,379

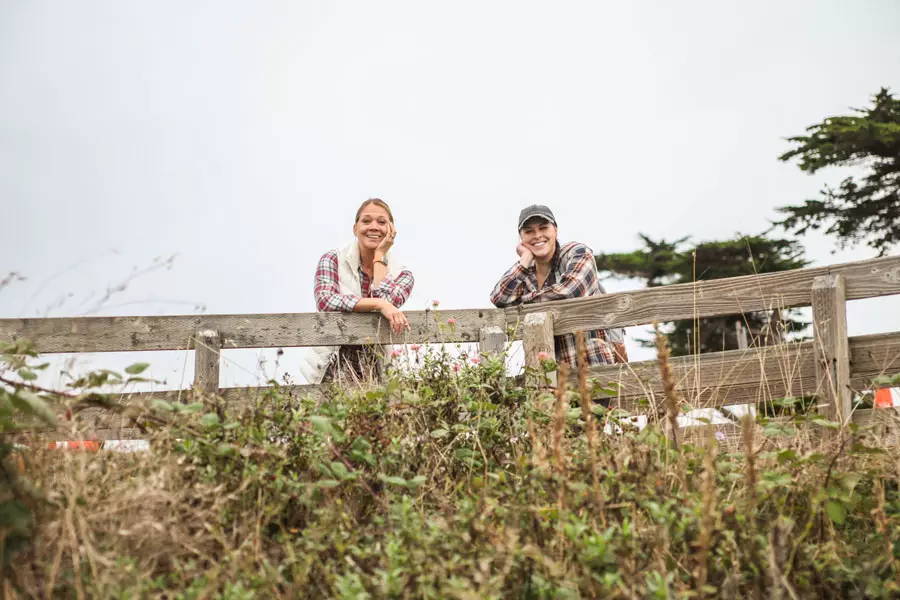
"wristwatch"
374,257,388,266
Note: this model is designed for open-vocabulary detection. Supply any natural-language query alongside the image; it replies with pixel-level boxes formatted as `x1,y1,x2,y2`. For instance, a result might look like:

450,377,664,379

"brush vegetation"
3,342,900,599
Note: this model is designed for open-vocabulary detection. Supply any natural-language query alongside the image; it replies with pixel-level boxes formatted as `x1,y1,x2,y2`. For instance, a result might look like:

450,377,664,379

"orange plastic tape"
46,441,102,451
874,387,894,409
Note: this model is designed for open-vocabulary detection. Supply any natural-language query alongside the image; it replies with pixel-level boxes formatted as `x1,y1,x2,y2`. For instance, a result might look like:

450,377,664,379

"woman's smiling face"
354,203,392,251
519,218,557,260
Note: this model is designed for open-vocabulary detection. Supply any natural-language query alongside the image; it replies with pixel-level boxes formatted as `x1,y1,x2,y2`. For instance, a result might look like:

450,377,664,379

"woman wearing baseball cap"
489,204,627,366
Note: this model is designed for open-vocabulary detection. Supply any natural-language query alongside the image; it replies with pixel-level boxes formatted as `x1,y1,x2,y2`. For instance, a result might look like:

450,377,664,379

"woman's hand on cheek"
517,243,534,268
376,224,396,254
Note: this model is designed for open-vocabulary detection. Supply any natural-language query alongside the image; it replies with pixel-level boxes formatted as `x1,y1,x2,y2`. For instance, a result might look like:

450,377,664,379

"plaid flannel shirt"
490,241,617,367
314,250,414,312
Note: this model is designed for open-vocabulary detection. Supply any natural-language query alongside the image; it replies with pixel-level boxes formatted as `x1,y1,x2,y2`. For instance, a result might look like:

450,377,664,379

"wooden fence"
3,254,900,440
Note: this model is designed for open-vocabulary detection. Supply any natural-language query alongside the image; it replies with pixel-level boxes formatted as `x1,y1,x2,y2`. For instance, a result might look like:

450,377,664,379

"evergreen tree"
596,235,808,356
776,88,900,255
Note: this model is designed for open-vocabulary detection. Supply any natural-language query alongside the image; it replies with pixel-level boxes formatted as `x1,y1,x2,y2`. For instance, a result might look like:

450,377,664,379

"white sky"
3,1,900,388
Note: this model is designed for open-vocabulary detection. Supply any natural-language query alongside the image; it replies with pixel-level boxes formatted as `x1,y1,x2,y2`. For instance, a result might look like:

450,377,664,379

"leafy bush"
5,347,900,598
1,340,57,568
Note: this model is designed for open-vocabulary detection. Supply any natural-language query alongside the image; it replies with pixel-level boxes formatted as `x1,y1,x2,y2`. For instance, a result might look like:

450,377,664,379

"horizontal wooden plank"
509,254,900,335
847,331,900,387
585,331,900,413
587,343,819,412
0,308,506,354
2,255,897,354
852,407,900,427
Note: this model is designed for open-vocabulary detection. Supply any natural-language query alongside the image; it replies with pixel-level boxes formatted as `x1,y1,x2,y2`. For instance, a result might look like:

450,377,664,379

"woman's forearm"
353,296,409,333
353,298,387,313
371,253,388,288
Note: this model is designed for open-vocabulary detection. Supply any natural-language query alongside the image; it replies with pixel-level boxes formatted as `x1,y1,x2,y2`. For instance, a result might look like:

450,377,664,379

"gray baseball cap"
517,204,557,231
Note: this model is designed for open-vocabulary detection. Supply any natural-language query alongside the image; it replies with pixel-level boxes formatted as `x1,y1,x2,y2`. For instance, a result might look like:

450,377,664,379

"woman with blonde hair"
301,198,414,383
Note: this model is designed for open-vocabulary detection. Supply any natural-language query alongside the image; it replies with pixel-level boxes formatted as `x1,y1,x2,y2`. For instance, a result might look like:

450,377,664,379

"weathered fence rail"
587,331,900,412
4,255,898,353
3,254,900,440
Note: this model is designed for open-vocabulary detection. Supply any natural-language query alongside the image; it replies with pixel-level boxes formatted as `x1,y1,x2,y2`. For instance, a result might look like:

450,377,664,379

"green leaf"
216,443,237,456
838,472,862,494
761,471,793,487
310,415,334,435
379,475,408,487
124,362,150,375
849,443,886,455
0,499,32,532
762,423,797,438
351,436,372,452
317,479,341,488
151,399,174,412
330,461,350,479
16,368,37,381
825,500,846,525
364,389,385,401
430,428,449,439
777,449,798,463
9,390,56,426
200,413,220,427
407,475,427,489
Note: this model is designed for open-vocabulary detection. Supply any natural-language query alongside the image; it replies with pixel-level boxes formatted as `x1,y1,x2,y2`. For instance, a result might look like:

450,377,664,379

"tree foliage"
596,234,809,355
776,87,900,255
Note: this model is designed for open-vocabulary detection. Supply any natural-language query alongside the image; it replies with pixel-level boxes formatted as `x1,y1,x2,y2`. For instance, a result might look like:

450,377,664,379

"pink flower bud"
452,362,461,372
410,344,421,352
447,317,456,325
470,356,481,365
431,299,440,307
537,351,550,361
390,349,402,358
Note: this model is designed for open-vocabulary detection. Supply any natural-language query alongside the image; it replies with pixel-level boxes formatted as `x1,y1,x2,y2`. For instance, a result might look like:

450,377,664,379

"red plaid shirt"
314,250,414,312
490,242,615,367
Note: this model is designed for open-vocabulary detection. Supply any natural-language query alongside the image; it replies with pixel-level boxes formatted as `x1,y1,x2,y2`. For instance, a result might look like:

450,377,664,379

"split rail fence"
3,255,900,442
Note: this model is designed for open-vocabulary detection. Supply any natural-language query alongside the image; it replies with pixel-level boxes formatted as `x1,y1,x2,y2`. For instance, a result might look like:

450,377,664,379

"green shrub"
5,347,900,598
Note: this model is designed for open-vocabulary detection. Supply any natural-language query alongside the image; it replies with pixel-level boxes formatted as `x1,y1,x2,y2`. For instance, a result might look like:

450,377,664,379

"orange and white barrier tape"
47,440,101,451
875,387,899,408
44,440,150,452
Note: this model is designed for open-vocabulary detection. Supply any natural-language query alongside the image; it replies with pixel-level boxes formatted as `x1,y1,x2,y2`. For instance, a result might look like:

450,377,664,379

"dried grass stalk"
653,323,682,450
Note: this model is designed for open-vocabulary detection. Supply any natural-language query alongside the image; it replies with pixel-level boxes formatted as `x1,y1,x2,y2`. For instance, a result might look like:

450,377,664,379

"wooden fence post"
193,329,221,396
479,326,507,357
523,312,555,387
811,274,851,425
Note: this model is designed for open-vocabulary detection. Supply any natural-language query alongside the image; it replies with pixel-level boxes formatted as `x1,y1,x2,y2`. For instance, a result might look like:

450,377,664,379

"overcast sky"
3,1,900,387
